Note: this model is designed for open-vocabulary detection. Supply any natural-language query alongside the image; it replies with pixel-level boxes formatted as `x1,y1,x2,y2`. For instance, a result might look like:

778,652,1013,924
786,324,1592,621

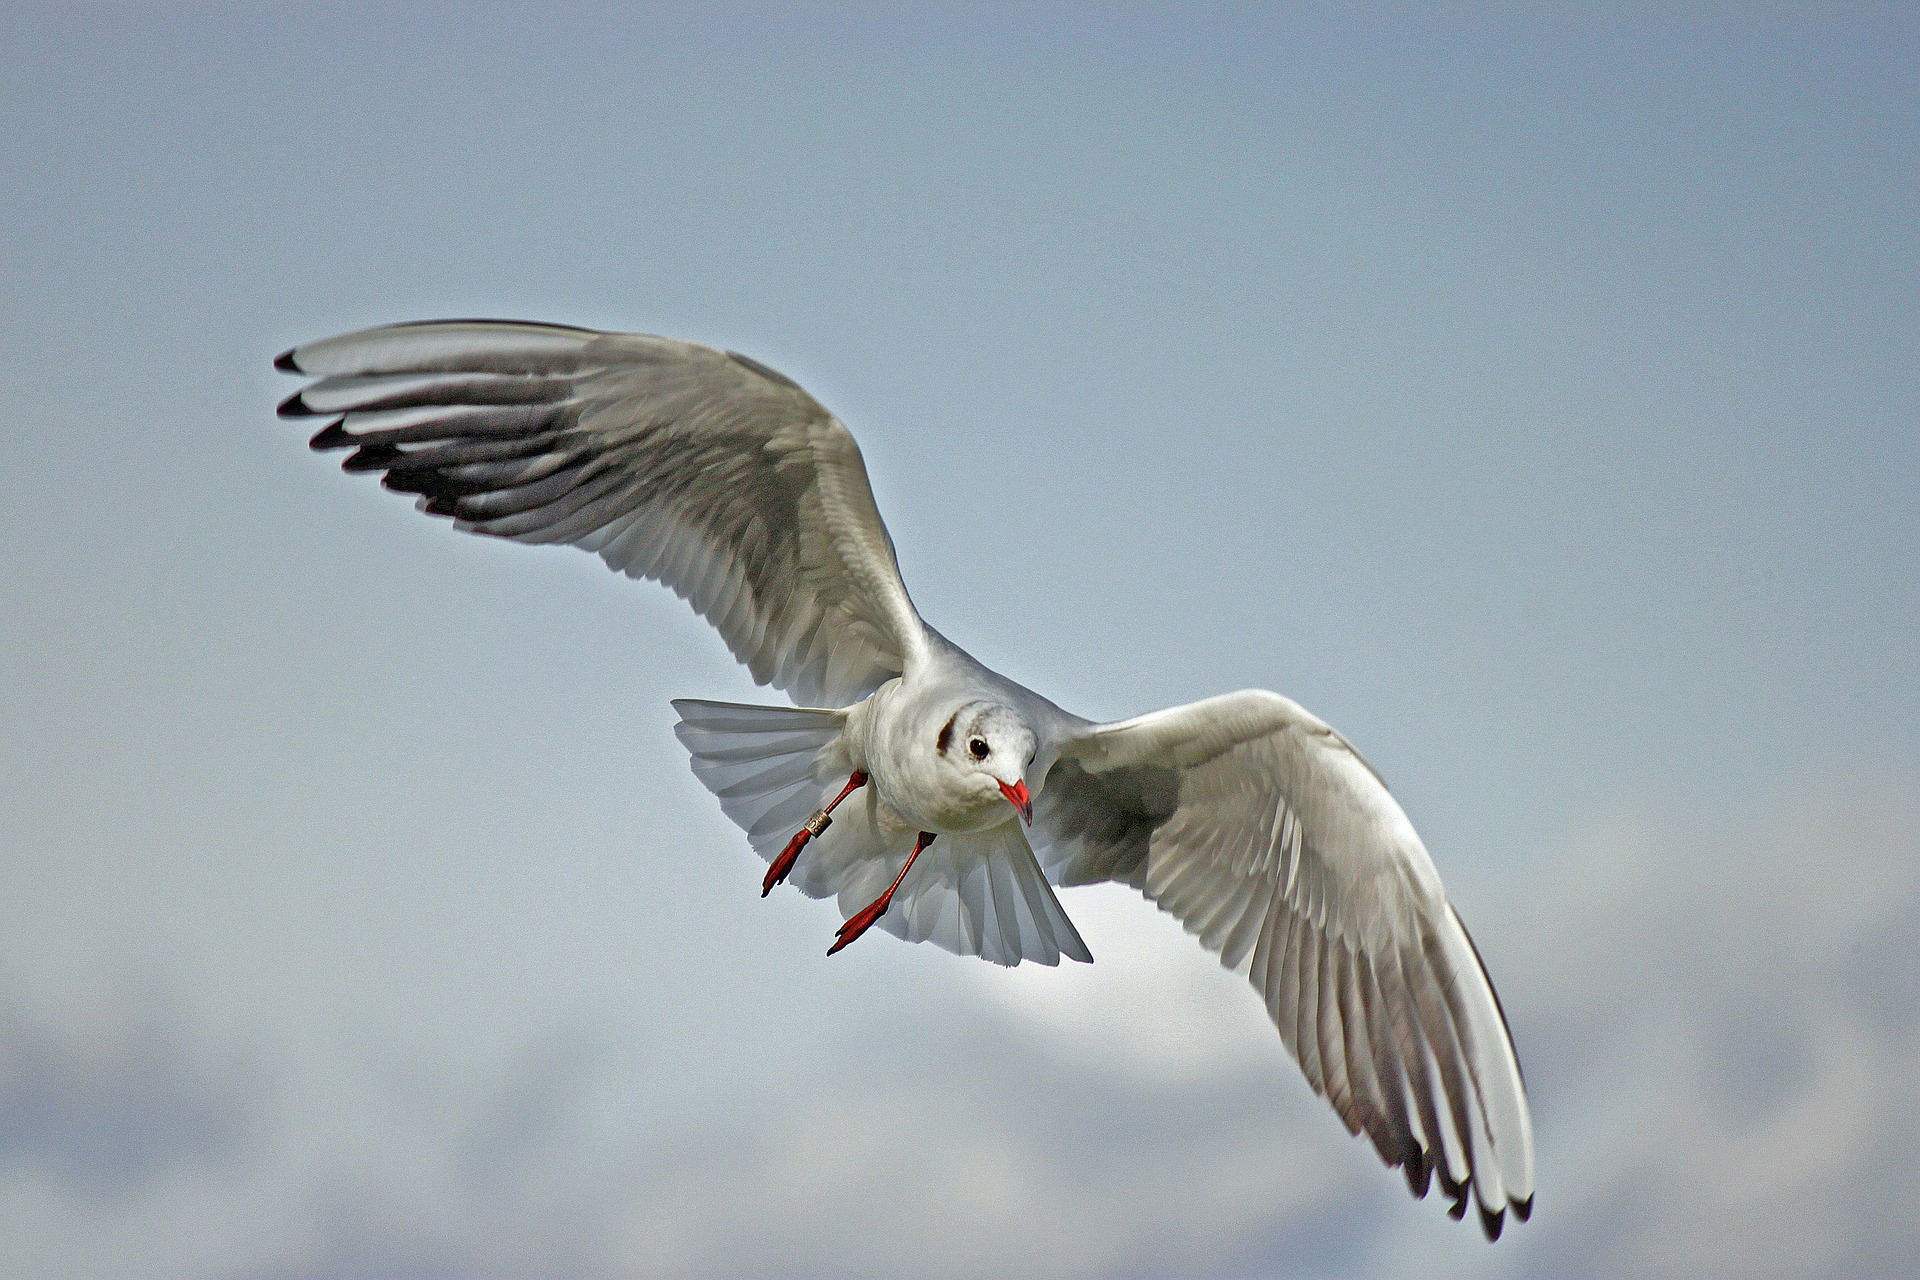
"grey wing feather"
1034,689,1534,1238
277,319,927,707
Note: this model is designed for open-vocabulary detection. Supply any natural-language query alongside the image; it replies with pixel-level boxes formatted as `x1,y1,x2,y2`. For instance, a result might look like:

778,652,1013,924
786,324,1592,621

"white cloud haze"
3,782,1913,1278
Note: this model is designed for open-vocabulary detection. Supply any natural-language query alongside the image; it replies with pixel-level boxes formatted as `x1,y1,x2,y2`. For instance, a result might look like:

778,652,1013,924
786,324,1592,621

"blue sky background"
2,5,1915,1277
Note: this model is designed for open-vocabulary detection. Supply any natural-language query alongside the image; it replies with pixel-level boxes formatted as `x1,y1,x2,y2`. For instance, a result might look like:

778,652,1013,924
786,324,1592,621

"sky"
2,4,1916,1277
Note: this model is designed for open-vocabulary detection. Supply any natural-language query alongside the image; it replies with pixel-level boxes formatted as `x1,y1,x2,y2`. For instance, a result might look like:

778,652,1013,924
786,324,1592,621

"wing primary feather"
1315,936,1355,1129
292,372,573,416
369,433,563,471
509,480,643,546
1334,942,1390,1157
1346,952,1401,1166
1273,909,1307,1059
445,461,605,519
1419,922,1515,1225
1294,924,1325,1092
1445,904,1534,1200
1388,951,1463,1200
307,420,350,450
1406,952,1481,1212
1360,953,1428,1192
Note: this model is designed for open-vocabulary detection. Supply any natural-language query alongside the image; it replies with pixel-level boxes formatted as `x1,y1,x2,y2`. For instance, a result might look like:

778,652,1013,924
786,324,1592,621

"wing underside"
278,319,926,707
1034,689,1534,1236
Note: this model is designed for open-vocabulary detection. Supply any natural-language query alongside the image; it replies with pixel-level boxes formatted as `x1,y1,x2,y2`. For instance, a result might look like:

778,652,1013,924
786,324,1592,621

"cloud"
1460,777,1920,1280
234,985,1359,1280
4,778,1916,1279
0,983,257,1203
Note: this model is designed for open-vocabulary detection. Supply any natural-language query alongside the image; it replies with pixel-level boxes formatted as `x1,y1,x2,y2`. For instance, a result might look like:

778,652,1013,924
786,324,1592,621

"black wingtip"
274,347,303,373
342,444,404,473
1513,1194,1533,1223
276,391,317,418
1402,1149,1433,1200
1479,1205,1505,1241
307,421,352,451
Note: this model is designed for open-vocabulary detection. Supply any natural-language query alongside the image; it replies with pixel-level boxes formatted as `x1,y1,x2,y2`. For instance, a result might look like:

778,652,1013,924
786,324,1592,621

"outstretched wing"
277,320,927,707
1033,689,1534,1238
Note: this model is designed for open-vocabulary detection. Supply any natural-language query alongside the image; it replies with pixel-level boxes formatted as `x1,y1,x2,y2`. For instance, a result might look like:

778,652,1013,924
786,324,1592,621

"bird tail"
670,698,851,865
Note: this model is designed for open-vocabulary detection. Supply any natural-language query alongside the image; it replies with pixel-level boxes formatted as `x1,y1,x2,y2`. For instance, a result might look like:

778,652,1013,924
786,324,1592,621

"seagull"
275,318,1535,1237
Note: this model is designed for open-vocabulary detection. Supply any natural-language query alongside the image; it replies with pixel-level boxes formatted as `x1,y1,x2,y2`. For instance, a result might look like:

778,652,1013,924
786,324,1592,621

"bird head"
935,701,1035,823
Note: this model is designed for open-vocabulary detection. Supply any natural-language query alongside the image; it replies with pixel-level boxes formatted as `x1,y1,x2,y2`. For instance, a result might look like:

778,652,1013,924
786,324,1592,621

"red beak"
998,779,1033,825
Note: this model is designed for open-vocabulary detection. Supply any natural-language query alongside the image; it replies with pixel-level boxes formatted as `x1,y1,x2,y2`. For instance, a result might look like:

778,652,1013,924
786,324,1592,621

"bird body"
855,692,1023,834
276,317,1534,1237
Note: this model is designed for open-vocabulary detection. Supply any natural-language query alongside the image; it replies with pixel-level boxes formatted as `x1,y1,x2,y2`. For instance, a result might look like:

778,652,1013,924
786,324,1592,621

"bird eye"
968,737,989,760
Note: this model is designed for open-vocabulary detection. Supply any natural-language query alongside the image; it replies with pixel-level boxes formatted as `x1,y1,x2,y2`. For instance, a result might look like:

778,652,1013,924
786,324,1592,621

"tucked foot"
827,892,894,955
763,829,811,897
763,770,868,897
826,831,935,956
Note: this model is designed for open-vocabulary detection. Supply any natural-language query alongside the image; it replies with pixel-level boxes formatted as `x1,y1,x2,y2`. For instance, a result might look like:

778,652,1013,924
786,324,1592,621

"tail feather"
671,699,846,861
878,826,1092,967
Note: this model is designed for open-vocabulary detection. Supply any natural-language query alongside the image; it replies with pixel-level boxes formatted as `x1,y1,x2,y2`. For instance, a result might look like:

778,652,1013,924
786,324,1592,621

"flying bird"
275,318,1535,1237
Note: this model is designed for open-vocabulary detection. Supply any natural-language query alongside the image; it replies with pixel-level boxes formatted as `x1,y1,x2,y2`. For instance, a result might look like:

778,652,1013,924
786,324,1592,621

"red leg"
828,831,936,955
763,770,867,896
